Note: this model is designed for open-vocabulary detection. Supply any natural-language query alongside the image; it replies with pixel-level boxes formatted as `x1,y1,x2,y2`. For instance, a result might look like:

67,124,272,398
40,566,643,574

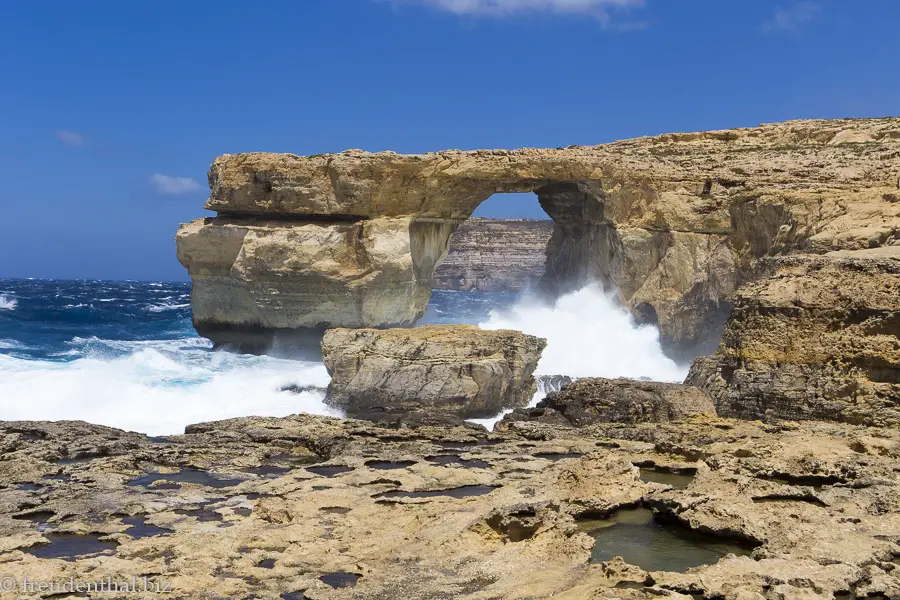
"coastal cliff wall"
177,118,900,357
432,218,553,292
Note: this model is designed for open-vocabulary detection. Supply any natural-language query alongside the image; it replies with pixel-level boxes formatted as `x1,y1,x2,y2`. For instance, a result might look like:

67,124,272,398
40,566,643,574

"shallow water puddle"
25,534,118,561
306,465,354,477
12,510,55,525
128,468,246,489
174,508,223,522
364,460,417,470
246,453,320,477
579,508,753,572
425,455,491,469
320,572,361,589
376,485,498,500
123,515,173,539
57,454,104,465
245,465,293,477
639,468,696,490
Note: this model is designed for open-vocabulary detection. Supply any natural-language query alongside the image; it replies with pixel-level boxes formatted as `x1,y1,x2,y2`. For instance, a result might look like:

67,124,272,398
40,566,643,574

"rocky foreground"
0,406,898,600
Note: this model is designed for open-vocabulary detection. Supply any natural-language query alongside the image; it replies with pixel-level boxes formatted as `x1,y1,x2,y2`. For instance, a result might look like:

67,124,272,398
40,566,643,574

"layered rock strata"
176,118,900,355
500,377,717,427
322,325,546,420
1,414,898,599
432,218,553,291
686,247,900,427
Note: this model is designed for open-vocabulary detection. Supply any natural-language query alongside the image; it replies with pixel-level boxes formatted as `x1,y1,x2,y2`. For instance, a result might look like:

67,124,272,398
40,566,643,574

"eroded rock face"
433,218,554,292
322,325,546,420
177,118,900,355
686,247,900,427
499,377,717,428
2,415,898,599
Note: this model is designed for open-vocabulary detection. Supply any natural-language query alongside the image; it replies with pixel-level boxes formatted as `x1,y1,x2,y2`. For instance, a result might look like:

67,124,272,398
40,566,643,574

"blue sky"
0,1,897,280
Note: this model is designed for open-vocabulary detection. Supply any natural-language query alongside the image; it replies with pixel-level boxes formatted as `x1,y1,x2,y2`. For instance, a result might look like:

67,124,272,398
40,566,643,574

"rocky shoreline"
1,409,897,599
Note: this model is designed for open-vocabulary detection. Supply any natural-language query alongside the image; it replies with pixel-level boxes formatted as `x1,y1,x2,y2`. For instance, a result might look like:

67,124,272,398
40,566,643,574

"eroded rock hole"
637,466,697,489
25,534,118,561
127,468,246,489
319,572,361,589
375,485,499,501
578,508,755,572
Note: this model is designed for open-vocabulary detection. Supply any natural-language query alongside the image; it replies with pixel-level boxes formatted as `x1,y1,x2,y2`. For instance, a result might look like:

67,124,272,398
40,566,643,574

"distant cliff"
433,218,554,292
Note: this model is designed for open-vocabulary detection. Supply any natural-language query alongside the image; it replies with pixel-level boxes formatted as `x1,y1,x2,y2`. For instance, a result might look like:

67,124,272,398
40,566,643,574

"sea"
0,279,687,436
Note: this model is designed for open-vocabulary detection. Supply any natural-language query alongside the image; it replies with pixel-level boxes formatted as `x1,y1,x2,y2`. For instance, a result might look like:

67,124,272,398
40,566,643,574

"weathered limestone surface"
322,325,546,420
433,218,554,292
686,247,900,427
2,415,898,599
177,118,900,355
499,377,717,428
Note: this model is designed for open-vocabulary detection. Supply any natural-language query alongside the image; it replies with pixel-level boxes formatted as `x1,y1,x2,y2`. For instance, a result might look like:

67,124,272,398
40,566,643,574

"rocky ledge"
322,325,546,421
687,246,900,427
1,412,897,599
499,377,718,428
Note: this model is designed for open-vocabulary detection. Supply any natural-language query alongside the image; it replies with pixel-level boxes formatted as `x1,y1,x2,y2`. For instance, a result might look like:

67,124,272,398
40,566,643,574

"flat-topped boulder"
322,325,546,420
499,377,717,428
687,247,900,427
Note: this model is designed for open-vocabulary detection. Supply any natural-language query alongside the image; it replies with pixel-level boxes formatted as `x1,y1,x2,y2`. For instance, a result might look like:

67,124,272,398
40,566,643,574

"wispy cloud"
150,174,203,196
389,0,646,21
762,1,820,33
55,130,86,147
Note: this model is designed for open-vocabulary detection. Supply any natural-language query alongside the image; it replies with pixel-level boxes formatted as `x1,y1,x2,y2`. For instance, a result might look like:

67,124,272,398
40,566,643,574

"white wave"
0,340,340,436
479,284,687,382
0,295,17,311
469,285,688,431
146,302,191,313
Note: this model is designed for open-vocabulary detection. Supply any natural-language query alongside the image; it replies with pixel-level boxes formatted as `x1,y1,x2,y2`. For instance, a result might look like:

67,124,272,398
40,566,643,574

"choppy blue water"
0,279,685,435
0,280,516,435
0,280,509,362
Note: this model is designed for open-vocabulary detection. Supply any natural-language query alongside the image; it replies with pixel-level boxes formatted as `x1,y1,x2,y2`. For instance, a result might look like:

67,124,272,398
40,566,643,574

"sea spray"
468,285,689,430
0,342,338,436
479,284,687,382
0,294,17,310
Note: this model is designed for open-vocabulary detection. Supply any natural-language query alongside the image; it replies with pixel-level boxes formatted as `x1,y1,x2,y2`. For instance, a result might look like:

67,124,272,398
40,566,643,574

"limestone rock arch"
176,118,900,356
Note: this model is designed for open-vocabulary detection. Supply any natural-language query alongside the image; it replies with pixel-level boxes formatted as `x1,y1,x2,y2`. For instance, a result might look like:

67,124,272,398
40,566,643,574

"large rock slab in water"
686,247,900,427
500,377,717,428
322,325,546,420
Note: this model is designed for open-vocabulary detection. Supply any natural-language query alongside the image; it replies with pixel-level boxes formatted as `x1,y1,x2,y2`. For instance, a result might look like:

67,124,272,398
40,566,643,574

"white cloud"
150,174,203,196
392,0,645,19
762,1,820,33
55,130,86,147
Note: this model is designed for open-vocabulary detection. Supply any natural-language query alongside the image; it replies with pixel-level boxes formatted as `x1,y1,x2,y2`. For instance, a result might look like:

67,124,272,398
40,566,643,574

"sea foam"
469,284,689,429
0,338,339,436
479,284,687,382
0,295,17,310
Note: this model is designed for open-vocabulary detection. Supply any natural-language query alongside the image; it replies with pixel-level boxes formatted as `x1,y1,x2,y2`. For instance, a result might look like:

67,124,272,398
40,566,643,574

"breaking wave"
0,338,338,436
469,284,689,430
479,284,687,382
0,295,16,310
